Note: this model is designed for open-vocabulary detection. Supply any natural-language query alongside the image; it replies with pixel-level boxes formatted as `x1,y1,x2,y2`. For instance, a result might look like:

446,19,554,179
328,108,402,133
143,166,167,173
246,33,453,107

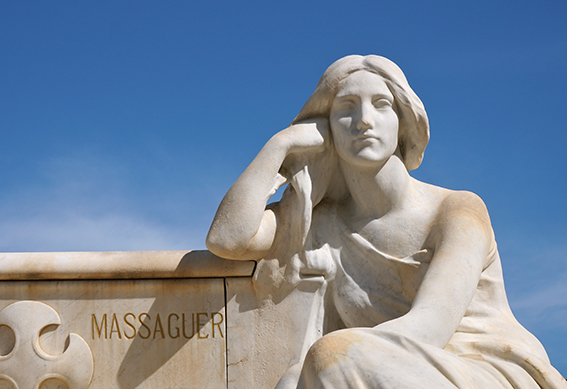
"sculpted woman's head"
292,55,430,171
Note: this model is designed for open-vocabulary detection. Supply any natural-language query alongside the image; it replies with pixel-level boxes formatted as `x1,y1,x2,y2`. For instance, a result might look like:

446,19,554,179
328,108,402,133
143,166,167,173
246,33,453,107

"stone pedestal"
0,250,319,388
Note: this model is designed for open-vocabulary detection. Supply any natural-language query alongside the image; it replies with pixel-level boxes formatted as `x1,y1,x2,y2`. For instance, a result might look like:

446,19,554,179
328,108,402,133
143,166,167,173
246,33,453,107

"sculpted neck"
339,154,413,219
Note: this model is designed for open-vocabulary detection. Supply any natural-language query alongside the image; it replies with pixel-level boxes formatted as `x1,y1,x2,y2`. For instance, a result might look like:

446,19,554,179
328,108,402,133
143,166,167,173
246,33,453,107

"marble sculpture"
206,55,567,388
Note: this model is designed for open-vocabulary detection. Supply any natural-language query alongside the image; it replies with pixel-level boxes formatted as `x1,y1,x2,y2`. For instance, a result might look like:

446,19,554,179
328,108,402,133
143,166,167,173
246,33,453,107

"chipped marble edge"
0,250,256,280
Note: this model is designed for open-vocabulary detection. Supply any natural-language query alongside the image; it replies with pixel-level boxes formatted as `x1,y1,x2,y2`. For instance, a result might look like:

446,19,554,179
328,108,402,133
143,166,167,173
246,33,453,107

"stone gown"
282,200,567,389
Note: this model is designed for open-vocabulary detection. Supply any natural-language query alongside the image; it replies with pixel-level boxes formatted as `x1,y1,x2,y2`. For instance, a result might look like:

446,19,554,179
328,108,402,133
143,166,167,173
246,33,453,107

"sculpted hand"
207,117,332,260
274,118,330,155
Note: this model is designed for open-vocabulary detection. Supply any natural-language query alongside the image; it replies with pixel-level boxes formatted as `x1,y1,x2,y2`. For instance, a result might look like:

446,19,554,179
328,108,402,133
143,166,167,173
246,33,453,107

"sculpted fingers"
275,118,330,155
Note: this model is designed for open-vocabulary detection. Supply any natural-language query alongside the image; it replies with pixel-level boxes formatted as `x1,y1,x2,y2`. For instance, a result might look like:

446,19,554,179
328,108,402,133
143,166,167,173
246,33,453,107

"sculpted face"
330,71,399,168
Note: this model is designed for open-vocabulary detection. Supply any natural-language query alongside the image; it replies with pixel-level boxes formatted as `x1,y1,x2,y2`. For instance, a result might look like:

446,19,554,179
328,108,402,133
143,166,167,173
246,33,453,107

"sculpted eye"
338,100,355,111
373,98,392,109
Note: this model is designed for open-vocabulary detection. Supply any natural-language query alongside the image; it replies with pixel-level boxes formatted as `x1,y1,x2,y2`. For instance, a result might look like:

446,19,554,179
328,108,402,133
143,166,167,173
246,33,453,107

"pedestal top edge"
0,250,255,280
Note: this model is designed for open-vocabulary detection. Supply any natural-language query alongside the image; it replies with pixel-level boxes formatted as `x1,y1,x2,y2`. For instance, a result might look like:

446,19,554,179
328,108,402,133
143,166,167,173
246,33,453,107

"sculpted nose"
357,103,373,131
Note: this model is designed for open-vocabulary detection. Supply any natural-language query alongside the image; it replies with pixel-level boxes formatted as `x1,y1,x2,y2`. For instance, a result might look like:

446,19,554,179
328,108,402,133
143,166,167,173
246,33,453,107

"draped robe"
282,200,567,389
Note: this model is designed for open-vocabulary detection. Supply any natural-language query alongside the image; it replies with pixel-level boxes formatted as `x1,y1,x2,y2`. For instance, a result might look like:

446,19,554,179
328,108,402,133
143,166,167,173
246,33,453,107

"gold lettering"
138,313,151,339
109,313,122,339
92,314,107,339
153,313,165,339
182,313,195,339
197,312,209,339
211,312,224,338
123,313,136,339
168,313,180,339
91,311,223,341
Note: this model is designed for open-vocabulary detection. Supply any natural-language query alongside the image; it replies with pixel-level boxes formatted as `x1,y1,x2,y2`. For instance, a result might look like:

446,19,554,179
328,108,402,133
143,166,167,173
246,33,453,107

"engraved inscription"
91,312,224,340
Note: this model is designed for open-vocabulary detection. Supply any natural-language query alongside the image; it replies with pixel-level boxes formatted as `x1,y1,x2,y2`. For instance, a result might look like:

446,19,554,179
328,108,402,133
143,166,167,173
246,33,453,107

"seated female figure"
206,55,567,389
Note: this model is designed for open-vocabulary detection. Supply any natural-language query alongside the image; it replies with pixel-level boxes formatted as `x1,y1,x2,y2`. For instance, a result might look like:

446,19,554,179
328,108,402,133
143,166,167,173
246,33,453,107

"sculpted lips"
353,134,379,143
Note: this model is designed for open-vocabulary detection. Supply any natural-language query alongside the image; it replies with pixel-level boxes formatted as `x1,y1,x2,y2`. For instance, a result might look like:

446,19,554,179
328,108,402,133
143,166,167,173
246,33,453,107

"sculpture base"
0,250,318,388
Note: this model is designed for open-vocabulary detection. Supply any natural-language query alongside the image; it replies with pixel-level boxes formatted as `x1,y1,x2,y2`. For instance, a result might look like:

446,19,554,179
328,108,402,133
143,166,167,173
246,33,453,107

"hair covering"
292,55,429,171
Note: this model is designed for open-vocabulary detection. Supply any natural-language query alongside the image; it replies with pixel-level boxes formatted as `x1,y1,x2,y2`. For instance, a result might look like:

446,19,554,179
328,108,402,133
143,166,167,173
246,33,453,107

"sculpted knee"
303,329,365,375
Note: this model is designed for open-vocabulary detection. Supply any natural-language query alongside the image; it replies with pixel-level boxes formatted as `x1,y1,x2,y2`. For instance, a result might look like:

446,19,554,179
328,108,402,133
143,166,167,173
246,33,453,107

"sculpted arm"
376,191,493,348
206,119,328,260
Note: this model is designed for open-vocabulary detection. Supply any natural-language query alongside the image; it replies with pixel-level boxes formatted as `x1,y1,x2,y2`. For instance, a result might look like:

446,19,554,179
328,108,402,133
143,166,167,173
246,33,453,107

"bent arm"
206,119,329,260
376,191,493,348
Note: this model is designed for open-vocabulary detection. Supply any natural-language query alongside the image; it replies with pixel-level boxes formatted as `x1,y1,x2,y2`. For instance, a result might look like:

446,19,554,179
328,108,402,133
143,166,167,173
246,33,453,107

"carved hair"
292,55,429,171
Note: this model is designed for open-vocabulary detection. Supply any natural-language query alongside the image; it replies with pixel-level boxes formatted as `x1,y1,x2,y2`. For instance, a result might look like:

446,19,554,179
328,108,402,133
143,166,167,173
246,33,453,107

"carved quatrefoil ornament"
0,301,94,389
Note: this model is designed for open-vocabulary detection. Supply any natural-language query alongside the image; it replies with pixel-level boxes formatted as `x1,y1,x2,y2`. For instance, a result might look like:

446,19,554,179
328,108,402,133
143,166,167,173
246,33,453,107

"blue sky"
1,0,566,377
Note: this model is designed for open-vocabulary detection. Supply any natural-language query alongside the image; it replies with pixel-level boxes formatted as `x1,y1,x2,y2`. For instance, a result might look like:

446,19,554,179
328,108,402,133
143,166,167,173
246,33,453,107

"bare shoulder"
438,191,491,225
414,180,490,221
431,190,494,251
413,180,493,247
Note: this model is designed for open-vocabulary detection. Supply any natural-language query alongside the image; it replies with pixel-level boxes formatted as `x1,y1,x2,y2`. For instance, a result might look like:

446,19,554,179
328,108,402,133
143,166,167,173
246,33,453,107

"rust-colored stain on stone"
304,330,363,373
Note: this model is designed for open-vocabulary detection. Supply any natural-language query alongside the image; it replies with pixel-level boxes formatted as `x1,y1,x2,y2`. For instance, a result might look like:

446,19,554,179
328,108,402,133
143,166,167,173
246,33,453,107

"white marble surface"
207,55,567,388
0,300,93,389
226,277,329,389
0,278,226,388
0,250,255,280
